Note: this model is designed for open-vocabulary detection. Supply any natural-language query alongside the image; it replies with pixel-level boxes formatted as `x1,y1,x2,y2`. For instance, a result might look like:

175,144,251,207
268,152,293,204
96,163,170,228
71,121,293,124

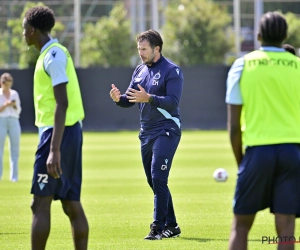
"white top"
0,89,22,118
38,38,69,137
42,38,69,86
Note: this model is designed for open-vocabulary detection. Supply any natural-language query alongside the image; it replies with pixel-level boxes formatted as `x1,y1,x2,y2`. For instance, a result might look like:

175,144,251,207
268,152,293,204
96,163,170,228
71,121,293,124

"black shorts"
31,122,83,201
233,144,300,216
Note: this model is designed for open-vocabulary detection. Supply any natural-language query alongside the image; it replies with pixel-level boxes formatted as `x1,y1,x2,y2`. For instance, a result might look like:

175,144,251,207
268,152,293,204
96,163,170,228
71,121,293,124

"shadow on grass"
181,237,262,243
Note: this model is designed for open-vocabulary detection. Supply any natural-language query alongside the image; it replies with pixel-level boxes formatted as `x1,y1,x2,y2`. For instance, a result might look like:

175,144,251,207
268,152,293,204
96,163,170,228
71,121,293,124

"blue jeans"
0,117,21,181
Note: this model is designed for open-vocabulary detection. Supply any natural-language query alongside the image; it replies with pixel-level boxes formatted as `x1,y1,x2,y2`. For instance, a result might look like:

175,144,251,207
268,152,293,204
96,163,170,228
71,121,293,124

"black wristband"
148,95,154,103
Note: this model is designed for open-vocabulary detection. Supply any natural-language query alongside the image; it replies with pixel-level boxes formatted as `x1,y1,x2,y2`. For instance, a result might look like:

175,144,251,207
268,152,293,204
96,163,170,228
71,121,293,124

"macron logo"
176,68,179,75
39,183,45,191
52,51,57,58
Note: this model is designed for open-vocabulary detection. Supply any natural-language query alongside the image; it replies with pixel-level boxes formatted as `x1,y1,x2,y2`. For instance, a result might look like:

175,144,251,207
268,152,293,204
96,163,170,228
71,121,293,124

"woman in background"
0,73,21,182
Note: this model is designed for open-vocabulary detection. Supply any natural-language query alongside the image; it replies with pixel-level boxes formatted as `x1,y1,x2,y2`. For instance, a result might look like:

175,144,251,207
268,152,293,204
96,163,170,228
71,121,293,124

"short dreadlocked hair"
25,6,55,33
259,12,287,45
283,44,296,55
136,29,163,53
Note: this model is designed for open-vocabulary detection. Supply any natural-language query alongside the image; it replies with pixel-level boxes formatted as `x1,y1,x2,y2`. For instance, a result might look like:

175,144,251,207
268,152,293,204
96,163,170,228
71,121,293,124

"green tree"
7,1,64,68
0,30,10,68
80,2,135,68
283,12,300,49
162,0,233,66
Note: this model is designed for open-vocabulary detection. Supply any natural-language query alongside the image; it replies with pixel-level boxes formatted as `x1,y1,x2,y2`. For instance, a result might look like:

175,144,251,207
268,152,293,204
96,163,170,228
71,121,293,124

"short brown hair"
0,72,13,84
136,29,163,53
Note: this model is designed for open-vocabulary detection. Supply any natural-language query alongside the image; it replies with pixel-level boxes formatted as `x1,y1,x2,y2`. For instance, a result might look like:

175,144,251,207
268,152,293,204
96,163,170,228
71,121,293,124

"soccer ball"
213,168,228,182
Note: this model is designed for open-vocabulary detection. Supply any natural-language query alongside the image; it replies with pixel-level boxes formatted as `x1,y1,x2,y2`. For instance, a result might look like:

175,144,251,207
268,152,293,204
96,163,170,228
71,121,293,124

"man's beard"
142,52,155,65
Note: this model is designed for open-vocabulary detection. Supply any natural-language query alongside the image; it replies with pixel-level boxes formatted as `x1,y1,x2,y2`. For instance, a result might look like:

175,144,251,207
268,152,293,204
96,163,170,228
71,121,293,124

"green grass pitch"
1,131,300,249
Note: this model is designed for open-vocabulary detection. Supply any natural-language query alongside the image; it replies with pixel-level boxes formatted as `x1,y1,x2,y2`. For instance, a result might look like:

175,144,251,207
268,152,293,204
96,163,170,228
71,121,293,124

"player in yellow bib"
226,12,300,250
23,6,88,250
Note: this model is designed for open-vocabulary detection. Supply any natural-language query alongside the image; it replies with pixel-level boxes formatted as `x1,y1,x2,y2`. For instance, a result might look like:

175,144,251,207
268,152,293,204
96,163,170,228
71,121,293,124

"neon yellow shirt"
34,42,84,127
241,50,300,146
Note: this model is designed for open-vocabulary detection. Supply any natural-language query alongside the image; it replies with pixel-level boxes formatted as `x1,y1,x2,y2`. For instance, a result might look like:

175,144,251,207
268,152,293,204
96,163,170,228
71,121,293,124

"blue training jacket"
116,55,184,134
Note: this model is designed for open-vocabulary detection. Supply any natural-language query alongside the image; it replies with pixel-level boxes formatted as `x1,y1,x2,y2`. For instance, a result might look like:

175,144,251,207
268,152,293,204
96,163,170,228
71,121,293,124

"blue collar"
40,38,59,54
259,46,285,52
147,55,164,68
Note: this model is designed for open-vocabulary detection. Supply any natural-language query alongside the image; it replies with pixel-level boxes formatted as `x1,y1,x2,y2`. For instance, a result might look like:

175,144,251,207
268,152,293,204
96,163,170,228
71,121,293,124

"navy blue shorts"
233,144,300,216
31,122,83,201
